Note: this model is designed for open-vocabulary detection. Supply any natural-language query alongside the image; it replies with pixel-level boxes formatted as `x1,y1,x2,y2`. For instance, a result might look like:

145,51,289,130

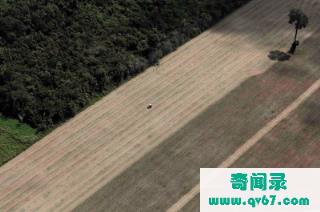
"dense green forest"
0,0,250,130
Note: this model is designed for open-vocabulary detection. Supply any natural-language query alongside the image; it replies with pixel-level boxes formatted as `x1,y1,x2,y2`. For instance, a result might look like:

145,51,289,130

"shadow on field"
268,50,291,61
73,29,320,212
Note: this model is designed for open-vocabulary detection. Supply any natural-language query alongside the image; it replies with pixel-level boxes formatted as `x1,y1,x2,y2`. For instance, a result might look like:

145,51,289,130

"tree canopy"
0,0,250,130
289,9,309,30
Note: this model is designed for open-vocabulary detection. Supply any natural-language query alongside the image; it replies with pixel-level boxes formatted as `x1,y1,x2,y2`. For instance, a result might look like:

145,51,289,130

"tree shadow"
268,50,291,62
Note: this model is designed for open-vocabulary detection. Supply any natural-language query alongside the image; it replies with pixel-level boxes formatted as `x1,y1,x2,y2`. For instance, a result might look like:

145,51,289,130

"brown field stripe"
167,79,320,212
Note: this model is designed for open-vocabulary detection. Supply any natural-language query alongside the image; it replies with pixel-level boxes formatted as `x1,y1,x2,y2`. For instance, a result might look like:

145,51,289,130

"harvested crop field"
1,0,320,211
74,27,320,212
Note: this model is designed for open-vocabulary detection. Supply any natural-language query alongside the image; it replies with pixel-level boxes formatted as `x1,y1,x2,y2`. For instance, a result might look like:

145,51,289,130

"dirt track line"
167,79,320,212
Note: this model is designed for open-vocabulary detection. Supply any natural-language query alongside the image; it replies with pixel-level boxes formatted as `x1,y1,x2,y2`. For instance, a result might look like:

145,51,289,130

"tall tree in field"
288,9,309,54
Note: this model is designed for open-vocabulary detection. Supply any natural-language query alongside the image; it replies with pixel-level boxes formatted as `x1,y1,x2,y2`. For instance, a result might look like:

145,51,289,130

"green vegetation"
0,115,41,165
0,0,250,131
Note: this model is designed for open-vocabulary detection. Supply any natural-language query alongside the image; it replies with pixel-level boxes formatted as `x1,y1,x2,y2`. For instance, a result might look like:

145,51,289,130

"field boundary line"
167,78,320,212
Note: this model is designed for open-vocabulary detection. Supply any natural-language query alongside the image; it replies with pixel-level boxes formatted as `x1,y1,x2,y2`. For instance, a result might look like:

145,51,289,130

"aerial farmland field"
0,0,320,211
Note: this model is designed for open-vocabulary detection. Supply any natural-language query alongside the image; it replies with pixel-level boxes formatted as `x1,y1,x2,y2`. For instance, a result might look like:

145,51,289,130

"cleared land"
75,27,320,212
0,0,320,211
